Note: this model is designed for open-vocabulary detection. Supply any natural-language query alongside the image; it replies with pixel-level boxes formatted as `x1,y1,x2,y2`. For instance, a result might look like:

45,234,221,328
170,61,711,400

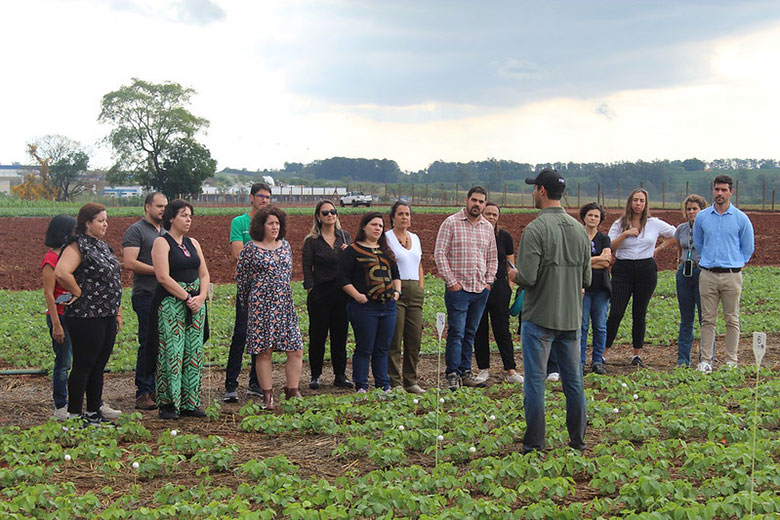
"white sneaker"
100,403,122,419
547,372,560,382
473,369,490,384
697,362,712,374
53,406,68,421
506,372,524,384
724,361,738,369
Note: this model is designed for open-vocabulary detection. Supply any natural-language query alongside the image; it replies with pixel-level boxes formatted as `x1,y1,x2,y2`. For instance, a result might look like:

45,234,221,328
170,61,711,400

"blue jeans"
676,267,714,366
132,292,156,397
444,288,489,376
47,314,72,409
581,290,610,365
521,320,587,451
347,300,397,391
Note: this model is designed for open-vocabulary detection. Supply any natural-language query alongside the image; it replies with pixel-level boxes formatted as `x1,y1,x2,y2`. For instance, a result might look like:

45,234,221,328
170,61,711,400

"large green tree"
98,78,213,194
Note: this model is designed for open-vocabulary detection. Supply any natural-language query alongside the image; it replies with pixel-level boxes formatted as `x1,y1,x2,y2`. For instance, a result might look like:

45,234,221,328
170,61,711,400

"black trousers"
605,258,658,350
224,294,258,392
475,280,516,371
66,316,117,415
307,282,349,378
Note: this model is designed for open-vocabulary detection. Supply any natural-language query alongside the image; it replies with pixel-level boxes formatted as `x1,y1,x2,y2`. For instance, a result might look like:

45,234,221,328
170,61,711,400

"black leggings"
605,258,658,350
66,316,117,414
307,283,349,378
475,281,516,371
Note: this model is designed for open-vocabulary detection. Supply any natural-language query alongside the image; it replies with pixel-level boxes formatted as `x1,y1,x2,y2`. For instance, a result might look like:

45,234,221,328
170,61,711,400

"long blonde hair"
305,199,343,240
620,188,650,232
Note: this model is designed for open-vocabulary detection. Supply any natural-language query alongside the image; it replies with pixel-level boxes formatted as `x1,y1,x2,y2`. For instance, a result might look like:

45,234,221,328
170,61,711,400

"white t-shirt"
385,229,422,280
608,217,676,260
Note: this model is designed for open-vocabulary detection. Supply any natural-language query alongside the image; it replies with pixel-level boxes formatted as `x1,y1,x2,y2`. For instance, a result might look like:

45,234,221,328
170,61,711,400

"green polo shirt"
516,207,591,331
229,213,252,245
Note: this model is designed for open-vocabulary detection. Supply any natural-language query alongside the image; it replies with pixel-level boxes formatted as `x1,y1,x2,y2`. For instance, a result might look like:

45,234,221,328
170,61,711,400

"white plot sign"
436,312,446,341
753,332,766,368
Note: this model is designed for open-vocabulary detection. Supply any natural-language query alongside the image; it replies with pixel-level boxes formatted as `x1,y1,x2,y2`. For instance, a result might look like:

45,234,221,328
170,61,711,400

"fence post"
772,190,775,211
503,184,507,207
685,181,689,197
662,182,666,209
455,183,459,204
577,183,581,209
762,179,766,210
617,181,621,208
440,183,444,206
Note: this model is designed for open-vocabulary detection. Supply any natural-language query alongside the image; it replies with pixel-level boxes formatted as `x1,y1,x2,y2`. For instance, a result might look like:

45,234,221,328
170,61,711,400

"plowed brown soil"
1,209,778,291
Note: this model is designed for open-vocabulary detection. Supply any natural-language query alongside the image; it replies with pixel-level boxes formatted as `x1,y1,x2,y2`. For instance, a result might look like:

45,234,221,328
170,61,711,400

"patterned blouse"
66,234,122,318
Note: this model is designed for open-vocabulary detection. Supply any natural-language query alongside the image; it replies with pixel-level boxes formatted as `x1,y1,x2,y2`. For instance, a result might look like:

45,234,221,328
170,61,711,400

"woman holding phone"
674,194,708,367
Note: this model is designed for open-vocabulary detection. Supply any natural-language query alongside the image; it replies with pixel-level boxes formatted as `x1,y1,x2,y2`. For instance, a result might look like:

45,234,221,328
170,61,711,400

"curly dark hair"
162,199,194,231
250,205,287,242
354,212,396,263
579,202,606,224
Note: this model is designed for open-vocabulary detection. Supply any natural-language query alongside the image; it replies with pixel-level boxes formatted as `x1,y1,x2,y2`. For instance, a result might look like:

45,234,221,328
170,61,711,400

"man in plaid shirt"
434,186,498,390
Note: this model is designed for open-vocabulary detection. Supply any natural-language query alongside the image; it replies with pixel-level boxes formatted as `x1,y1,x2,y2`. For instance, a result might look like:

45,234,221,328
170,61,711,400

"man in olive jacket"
509,169,591,453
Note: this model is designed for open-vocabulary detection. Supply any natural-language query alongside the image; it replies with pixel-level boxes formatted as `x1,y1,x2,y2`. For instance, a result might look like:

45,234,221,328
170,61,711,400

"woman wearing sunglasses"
302,200,353,390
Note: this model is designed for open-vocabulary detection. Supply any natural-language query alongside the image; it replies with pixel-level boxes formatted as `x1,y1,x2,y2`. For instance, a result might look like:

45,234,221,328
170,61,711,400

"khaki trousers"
388,280,425,389
699,269,742,365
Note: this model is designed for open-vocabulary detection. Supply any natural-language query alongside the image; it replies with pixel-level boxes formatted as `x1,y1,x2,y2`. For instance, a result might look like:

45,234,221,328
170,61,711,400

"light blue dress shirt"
693,203,754,268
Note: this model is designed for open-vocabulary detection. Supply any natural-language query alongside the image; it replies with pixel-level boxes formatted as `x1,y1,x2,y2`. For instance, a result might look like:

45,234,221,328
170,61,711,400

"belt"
702,267,741,273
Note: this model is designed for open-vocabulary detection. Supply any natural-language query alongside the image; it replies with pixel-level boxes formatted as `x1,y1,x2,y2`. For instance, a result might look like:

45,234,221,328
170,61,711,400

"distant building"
103,185,144,198
0,164,38,194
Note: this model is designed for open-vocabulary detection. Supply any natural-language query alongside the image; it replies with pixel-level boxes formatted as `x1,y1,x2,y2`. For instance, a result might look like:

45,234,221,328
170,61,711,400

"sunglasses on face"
320,209,338,216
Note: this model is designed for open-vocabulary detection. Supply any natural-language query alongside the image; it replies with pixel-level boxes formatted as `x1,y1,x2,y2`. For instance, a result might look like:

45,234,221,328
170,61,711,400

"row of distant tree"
13,77,780,202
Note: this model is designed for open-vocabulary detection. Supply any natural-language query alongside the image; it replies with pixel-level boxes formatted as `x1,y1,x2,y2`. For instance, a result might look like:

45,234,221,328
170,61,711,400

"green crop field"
1,269,780,518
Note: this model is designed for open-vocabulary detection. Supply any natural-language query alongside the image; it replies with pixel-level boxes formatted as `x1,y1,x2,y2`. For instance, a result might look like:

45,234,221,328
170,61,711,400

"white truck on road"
340,191,373,207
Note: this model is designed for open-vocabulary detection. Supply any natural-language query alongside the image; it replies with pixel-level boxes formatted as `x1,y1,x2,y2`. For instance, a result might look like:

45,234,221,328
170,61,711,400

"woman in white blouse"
385,201,425,394
605,189,676,367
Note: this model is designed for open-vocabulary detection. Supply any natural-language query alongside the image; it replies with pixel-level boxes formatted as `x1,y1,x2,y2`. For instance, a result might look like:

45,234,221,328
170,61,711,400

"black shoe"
334,375,354,388
592,362,607,375
84,411,114,427
309,376,321,390
180,408,206,418
631,356,645,368
158,405,179,420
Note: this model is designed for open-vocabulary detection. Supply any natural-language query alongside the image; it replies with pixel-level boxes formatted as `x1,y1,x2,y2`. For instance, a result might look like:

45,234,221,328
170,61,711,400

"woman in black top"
302,200,353,390
339,213,401,393
474,203,522,385
55,203,123,425
579,202,612,375
151,200,211,419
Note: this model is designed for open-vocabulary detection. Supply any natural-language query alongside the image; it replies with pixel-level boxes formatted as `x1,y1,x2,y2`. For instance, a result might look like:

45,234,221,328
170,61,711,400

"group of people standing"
41,174,755,453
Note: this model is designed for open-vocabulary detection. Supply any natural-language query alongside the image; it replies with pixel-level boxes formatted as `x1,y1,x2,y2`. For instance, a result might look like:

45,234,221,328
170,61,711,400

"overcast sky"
3,0,780,171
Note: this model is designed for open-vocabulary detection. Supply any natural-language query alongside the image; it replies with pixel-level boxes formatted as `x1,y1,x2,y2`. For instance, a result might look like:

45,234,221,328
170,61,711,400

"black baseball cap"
525,169,566,195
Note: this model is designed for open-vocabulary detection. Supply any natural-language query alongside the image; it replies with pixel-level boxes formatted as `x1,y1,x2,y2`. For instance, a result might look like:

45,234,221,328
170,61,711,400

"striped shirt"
434,209,498,292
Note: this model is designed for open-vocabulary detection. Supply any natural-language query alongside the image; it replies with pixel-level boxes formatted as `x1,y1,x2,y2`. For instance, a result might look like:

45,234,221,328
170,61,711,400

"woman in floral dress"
237,206,303,410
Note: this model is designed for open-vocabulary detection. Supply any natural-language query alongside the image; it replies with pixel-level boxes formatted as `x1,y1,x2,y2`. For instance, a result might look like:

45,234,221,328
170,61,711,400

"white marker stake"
749,331,767,516
752,332,766,368
435,313,446,341
434,312,446,467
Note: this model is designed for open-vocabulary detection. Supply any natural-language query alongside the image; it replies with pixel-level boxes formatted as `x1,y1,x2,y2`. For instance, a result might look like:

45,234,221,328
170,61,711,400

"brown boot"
284,387,302,399
262,388,275,410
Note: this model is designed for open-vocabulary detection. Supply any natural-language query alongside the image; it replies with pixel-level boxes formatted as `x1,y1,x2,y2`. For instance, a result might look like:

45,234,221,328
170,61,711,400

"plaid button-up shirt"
434,209,498,292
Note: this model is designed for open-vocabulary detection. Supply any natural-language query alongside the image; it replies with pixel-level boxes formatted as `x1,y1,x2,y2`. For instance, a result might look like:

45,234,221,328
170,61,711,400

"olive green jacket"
515,207,591,331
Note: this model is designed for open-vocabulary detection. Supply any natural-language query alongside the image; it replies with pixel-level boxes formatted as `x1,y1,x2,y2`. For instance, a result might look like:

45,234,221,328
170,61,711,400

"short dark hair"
251,182,272,196
484,201,500,212
144,191,165,206
713,175,733,189
467,186,487,199
162,199,194,231
579,202,605,224
75,203,106,235
250,205,287,241
389,200,411,228
45,214,76,248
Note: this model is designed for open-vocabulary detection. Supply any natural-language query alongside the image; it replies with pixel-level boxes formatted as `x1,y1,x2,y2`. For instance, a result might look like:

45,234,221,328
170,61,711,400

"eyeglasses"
320,209,338,216
254,194,270,200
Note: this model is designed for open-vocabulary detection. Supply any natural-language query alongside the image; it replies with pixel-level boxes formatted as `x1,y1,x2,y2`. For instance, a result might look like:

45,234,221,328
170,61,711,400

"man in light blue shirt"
693,174,754,372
